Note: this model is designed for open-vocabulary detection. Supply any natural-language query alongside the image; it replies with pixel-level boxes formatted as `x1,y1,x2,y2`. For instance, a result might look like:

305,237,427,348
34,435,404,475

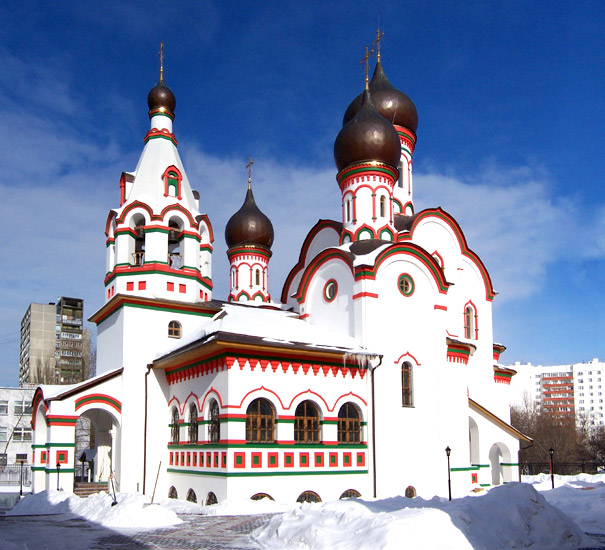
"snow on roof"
38,367,124,401
157,302,373,360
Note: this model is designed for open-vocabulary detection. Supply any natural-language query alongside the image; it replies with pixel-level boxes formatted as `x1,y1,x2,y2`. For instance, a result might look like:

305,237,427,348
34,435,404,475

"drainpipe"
143,364,152,494
370,355,383,498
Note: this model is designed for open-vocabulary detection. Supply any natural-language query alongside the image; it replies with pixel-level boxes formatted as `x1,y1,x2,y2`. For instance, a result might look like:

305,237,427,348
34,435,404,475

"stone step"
73,482,109,498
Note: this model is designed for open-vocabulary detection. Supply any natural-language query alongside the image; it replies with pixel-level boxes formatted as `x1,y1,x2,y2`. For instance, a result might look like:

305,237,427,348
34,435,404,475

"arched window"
188,403,198,443
296,490,321,503
402,362,413,407
168,219,183,269
337,403,361,443
251,493,274,501
379,196,386,217
405,486,417,498
168,320,182,339
208,399,220,444
340,489,361,499
464,304,477,339
163,166,183,199
345,199,351,223
206,492,218,505
132,214,146,267
170,406,179,444
168,486,178,499
186,489,197,503
294,400,320,443
255,268,260,286
246,398,275,443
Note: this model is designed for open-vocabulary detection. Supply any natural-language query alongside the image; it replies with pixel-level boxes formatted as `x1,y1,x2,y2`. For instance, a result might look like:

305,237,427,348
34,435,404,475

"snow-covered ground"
1,474,604,549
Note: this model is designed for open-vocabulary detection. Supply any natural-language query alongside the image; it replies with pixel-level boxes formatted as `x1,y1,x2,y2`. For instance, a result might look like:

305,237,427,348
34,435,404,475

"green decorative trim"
45,443,76,448
145,227,170,235
500,462,519,467
124,301,214,316
167,468,368,478
322,420,338,426
32,444,47,449
33,467,75,473
480,483,491,487
275,418,295,424
167,443,367,450
451,466,480,472
471,464,490,469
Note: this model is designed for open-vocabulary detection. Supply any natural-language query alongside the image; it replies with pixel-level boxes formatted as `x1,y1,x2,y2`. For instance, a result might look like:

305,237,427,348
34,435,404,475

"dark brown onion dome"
225,186,274,249
343,60,418,133
334,89,401,173
147,80,176,113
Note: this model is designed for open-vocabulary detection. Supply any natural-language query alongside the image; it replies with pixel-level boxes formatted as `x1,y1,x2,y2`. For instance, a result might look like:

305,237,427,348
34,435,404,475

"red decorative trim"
434,305,447,311
352,292,379,300
394,352,422,366
144,128,177,145
75,394,122,414
280,220,342,303
400,208,495,301
295,248,354,304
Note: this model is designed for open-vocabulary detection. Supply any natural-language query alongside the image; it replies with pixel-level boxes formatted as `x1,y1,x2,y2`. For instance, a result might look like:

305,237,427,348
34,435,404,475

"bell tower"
104,45,214,303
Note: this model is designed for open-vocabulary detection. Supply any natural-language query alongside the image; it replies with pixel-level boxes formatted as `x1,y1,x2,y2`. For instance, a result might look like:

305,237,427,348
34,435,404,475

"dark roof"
334,89,401,172
225,186,274,249
393,213,419,232
147,80,176,113
343,60,418,133
348,239,391,257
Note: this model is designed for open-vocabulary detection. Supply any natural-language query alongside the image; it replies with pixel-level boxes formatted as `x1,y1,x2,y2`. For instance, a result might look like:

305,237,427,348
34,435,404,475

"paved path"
0,513,273,550
2,512,605,549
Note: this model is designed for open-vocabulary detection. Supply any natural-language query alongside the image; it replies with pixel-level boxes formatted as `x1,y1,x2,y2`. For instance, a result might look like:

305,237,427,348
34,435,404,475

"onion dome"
147,80,176,113
225,186,274,249
343,60,418,133
334,89,401,172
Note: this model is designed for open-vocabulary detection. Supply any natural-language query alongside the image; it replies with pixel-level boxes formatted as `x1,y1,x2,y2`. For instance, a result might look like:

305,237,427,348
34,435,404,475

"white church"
30,41,530,505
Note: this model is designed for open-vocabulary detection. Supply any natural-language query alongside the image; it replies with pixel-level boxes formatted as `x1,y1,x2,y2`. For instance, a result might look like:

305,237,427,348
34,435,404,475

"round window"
324,280,338,302
398,274,414,297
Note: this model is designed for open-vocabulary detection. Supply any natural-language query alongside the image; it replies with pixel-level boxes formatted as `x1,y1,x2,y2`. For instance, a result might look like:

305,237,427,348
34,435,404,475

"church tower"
104,47,214,303
225,159,274,302
342,31,418,216
334,46,401,243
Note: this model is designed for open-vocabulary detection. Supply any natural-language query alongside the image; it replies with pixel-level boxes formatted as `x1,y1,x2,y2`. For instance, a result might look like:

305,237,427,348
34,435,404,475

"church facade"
30,45,529,504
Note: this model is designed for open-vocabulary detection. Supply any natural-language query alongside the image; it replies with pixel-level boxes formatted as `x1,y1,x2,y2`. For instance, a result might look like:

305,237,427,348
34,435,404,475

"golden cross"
159,42,164,82
373,28,385,62
360,44,374,88
246,156,254,188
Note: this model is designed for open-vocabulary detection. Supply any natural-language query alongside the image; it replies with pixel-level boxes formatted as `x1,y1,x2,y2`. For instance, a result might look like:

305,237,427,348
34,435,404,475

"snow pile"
524,473,605,534
7,490,182,529
252,483,590,550
196,496,297,516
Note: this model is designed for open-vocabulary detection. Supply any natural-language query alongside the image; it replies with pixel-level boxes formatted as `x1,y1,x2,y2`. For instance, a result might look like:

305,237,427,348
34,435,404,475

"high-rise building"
509,358,604,425
19,297,90,387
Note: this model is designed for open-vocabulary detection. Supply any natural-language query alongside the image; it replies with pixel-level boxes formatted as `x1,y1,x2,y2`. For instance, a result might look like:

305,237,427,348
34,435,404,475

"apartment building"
19,297,90,387
509,358,604,425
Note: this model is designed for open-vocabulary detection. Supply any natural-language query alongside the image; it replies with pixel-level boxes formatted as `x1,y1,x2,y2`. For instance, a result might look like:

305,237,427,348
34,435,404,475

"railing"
74,463,91,482
0,464,32,486
520,461,604,476
168,253,182,269
132,252,145,267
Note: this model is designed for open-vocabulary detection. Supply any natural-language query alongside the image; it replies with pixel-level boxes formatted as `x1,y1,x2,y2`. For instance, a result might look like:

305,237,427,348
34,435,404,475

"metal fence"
520,461,604,476
0,464,32,486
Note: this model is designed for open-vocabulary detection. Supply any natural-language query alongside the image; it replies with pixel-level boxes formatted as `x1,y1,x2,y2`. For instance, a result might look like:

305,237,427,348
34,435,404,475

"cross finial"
360,44,374,89
246,156,254,189
373,28,385,62
159,42,164,82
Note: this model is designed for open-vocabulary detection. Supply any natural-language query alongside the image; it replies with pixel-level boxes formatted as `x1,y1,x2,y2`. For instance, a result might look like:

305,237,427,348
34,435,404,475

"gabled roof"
469,398,532,443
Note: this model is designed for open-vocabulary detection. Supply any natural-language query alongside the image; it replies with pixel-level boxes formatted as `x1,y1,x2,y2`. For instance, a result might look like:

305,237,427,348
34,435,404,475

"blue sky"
0,1,603,386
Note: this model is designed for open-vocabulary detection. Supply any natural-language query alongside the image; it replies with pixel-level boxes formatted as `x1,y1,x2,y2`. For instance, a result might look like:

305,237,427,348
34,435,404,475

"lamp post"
445,446,452,501
56,462,61,491
18,460,24,497
549,448,555,489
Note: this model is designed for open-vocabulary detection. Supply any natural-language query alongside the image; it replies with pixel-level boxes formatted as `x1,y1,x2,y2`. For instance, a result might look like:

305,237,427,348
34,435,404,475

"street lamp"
445,446,452,501
18,459,24,498
549,448,555,489
56,462,61,491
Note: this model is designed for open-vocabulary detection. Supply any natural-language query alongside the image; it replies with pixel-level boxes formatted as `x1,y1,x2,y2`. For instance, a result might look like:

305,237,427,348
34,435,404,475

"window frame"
337,402,361,444
170,406,179,444
208,399,220,444
402,361,413,407
246,398,275,443
188,403,199,444
294,400,321,443
168,320,182,339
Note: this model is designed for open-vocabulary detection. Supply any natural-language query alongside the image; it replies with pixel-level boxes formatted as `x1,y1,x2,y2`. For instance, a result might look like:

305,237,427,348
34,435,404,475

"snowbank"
7,490,182,529
252,483,591,550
